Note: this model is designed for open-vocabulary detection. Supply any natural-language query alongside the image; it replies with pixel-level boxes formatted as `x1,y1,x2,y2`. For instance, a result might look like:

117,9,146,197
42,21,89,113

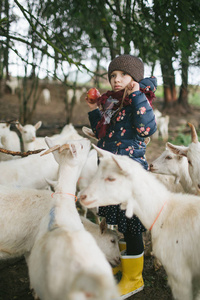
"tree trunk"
178,52,191,113
5,0,10,79
160,58,177,113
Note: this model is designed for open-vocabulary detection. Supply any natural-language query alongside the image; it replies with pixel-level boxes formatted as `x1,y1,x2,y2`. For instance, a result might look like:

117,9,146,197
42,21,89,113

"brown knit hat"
108,54,144,82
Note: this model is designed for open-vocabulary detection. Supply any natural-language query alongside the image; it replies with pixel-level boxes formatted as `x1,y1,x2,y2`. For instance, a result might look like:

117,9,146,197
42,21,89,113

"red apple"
87,88,101,104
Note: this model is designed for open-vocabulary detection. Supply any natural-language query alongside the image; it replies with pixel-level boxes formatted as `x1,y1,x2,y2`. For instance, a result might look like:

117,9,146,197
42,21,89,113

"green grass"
168,132,192,145
155,85,164,98
168,124,200,146
188,85,200,106
155,85,200,106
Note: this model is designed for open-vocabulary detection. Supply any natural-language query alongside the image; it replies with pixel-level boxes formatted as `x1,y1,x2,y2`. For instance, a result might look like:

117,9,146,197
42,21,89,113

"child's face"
110,70,132,92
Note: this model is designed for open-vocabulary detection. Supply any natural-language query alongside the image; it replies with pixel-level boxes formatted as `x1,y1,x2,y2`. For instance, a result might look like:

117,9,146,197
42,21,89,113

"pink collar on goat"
149,201,167,231
51,192,78,202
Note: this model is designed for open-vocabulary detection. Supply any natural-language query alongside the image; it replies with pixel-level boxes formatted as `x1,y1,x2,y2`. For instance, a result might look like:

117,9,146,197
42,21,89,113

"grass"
155,85,200,105
188,85,200,106
168,123,200,146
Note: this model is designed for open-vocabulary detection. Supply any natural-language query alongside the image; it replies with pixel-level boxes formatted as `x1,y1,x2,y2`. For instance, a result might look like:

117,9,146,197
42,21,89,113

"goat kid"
167,122,200,195
28,138,118,300
149,147,196,194
16,121,46,151
41,88,51,104
80,145,200,300
0,122,21,161
80,216,120,267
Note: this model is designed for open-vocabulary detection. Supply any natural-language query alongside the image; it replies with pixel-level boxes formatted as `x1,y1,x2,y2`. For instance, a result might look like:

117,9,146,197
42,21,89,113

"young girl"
85,54,157,299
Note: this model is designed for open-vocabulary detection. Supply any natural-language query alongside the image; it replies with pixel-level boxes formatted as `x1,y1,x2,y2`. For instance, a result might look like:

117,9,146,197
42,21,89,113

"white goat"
28,138,118,300
167,122,200,195
77,143,182,196
153,109,169,141
0,122,21,161
60,123,83,139
0,189,120,266
0,150,58,189
153,173,185,193
67,87,87,104
41,88,51,104
16,121,46,151
51,123,83,141
6,78,21,95
80,145,200,300
77,148,98,192
0,185,53,259
81,216,120,267
149,148,196,194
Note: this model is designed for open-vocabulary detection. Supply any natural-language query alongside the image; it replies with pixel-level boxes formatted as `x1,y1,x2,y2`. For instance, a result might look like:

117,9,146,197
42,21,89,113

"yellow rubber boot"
119,239,126,251
112,264,122,276
112,239,126,275
118,251,144,299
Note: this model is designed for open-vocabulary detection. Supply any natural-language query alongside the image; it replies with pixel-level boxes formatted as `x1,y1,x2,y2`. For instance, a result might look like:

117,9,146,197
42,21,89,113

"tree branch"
0,148,45,157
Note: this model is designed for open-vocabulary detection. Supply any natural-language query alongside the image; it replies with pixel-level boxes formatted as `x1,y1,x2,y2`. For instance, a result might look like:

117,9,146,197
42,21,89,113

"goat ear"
112,155,124,172
35,121,42,130
99,218,107,234
112,155,129,176
188,122,198,144
45,136,54,148
68,143,77,157
45,178,57,191
166,142,188,157
92,144,111,157
42,137,60,156
15,122,23,132
82,126,98,141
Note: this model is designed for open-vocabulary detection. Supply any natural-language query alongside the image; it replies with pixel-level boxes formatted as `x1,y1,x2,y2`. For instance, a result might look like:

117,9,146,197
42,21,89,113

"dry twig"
0,148,45,157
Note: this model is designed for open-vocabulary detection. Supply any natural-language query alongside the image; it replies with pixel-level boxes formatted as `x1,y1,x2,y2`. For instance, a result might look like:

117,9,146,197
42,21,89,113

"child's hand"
85,96,98,111
126,80,140,95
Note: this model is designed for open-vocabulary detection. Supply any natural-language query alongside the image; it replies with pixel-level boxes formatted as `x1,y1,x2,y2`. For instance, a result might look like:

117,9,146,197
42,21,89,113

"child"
85,54,157,299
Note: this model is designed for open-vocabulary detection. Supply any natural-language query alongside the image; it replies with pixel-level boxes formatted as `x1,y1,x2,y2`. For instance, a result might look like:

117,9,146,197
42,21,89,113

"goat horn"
188,122,198,144
40,145,60,156
59,144,70,153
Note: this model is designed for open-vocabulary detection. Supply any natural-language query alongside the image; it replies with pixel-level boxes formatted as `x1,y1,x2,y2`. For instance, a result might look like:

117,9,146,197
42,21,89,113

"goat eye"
111,239,116,244
166,156,172,160
105,177,116,182
188,160,192,166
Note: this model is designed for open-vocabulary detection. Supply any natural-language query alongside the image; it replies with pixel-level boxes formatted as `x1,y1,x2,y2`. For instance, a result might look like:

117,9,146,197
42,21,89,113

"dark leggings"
124,232,144,255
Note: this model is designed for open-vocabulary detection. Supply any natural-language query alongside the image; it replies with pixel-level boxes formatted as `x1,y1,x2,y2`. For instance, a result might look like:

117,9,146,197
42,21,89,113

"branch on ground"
0,148,45,157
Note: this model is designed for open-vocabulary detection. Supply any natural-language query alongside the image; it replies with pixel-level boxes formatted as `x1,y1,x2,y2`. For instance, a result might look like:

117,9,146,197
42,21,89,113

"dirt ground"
0,82,200,300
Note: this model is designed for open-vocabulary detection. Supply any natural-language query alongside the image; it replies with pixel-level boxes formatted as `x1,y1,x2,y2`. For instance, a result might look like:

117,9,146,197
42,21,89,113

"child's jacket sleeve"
129,90,157,137
88,109,102,138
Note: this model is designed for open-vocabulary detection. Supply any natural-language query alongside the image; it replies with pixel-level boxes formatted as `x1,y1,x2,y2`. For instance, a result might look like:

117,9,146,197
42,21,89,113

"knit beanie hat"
108,54,144,82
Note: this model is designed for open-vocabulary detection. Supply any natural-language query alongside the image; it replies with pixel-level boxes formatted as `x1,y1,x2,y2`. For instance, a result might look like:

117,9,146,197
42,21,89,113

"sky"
9,49,200,87
8,1,200,87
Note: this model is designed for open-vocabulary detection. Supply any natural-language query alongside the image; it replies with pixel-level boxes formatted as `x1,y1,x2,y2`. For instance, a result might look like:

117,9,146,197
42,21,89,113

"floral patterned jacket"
88,77,157,170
